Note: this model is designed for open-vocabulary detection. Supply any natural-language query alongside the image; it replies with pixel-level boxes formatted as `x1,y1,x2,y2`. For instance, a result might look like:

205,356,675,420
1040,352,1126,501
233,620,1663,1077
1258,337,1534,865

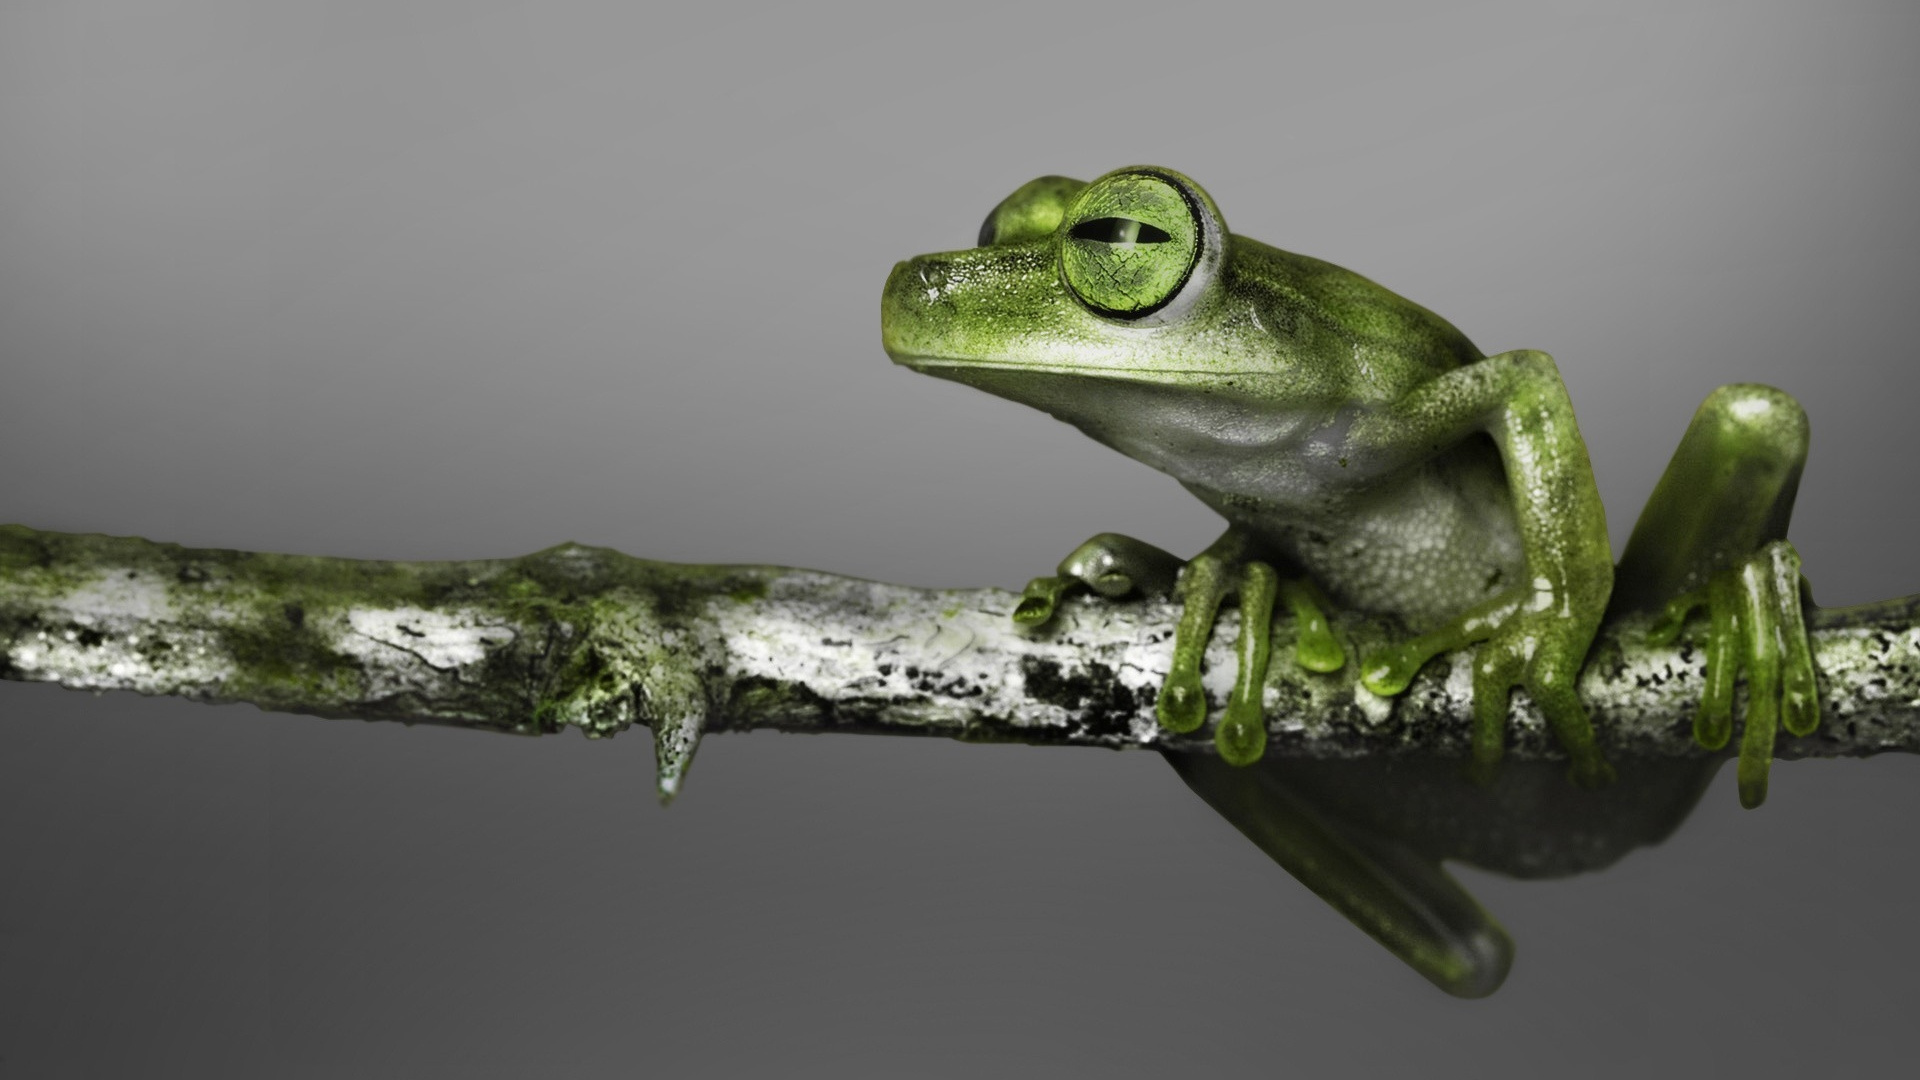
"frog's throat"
905,358,1322,481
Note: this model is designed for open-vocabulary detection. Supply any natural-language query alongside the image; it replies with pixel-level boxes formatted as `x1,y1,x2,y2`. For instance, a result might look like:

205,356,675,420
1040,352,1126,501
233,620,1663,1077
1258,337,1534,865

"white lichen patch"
714,575,1024,726
1354,679,1395,729
1819,624,1920,717
6,571,235,691
345,607,517,671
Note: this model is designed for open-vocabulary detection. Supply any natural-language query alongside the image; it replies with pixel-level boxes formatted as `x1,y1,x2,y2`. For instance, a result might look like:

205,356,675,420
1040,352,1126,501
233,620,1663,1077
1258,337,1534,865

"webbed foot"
1648,540,1816,808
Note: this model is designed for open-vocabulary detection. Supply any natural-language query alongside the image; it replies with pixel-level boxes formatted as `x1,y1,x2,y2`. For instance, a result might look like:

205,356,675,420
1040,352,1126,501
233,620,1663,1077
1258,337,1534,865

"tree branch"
3,524,1915,800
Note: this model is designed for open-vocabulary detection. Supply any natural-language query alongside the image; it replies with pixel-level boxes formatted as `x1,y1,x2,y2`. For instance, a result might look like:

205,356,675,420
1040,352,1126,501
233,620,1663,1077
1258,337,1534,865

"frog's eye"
1060,172,1203,319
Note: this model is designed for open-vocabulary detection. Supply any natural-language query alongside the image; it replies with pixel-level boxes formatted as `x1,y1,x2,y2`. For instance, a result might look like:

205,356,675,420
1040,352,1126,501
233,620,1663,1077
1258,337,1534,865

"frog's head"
883,165,1226,369
883,167,1285,451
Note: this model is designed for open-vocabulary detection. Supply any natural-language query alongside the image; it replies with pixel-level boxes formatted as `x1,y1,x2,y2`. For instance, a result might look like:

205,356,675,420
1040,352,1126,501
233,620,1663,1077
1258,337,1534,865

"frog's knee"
1695,384,1809,463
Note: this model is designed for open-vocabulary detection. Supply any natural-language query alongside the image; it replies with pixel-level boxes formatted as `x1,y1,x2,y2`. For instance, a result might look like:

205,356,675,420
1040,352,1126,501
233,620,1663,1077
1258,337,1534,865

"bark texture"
3,524,1917,800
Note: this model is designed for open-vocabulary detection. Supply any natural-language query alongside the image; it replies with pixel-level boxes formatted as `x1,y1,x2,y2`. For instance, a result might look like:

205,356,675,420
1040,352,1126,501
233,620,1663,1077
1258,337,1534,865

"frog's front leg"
1614,384,1814,808
1349,349,1616,787
1013,528,1343,763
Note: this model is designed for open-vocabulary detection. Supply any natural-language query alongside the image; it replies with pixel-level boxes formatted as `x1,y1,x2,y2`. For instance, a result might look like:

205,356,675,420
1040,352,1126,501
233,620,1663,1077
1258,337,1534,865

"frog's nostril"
917,264,947,292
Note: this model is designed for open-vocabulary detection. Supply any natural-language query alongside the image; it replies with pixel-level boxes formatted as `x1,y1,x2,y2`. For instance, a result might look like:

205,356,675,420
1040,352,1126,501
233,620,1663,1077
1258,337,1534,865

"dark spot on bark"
74,626,104,648
877,663,893,677
1020,657,1137,738
178,563,207,584
285,603,305,629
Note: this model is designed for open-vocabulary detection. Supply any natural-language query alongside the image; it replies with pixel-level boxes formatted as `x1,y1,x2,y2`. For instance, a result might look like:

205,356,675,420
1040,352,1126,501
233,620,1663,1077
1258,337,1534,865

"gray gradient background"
3,1,1918,1076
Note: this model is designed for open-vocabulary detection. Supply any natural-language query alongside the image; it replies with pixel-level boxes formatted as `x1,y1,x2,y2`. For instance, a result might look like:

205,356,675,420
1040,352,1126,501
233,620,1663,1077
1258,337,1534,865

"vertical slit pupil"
1070,217,1172,244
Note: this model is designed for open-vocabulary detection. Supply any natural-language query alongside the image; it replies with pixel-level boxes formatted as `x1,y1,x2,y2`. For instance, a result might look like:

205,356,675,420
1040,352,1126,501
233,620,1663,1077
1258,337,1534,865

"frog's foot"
1154,537,1277,765
1151,533,1345,765
1360,593,1613,789
1014,531,1342,764
1648,540,1816,809
1011,532,1183,627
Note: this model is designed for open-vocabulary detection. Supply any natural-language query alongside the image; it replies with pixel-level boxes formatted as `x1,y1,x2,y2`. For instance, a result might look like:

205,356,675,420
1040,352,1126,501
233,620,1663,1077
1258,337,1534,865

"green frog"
880,166,1818,996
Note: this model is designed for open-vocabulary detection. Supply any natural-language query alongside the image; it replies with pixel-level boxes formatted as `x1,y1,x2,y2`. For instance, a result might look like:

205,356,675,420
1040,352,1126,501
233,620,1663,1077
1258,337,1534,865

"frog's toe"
1216,696,1268,765
1278,579,1345,673
1360,641,1432,697
1157,665,1209,734
1525,638,1613,790
1775,550,1818,739
1782,664,1818,737
1013,575,1069,625
1215,560,1278,764
1468,640,1527,780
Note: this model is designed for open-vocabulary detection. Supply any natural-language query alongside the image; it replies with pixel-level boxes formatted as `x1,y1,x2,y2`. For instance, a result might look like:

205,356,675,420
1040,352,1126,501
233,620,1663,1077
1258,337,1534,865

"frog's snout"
883,239,1065,370
881,257,941,365
883,257,947,306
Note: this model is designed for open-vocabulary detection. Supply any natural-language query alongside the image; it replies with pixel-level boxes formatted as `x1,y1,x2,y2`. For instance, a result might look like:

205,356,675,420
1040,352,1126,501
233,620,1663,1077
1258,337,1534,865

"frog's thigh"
1612,384,1809,614
1165,752,1514,998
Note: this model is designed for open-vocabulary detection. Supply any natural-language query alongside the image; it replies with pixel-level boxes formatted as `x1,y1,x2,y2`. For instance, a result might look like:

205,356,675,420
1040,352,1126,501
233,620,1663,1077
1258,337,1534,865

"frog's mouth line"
895,356,1256,381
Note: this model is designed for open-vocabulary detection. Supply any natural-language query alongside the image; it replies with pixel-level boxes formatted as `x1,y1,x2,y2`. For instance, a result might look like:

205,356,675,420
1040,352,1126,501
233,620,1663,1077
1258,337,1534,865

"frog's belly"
1186,441,1526,632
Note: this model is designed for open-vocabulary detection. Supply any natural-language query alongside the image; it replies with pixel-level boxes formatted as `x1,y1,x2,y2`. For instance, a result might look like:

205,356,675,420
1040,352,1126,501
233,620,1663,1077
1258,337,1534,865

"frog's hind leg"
1166,752,1514,998
1613,383,1814,808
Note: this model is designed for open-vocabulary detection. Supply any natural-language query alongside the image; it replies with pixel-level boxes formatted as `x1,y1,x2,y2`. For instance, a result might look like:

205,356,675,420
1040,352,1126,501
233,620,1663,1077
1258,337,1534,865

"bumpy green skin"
882,166,1818,995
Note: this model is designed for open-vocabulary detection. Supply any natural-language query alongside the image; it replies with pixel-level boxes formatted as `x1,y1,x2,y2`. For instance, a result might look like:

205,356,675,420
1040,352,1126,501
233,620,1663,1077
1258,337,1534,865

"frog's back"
1223,235,1484,398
